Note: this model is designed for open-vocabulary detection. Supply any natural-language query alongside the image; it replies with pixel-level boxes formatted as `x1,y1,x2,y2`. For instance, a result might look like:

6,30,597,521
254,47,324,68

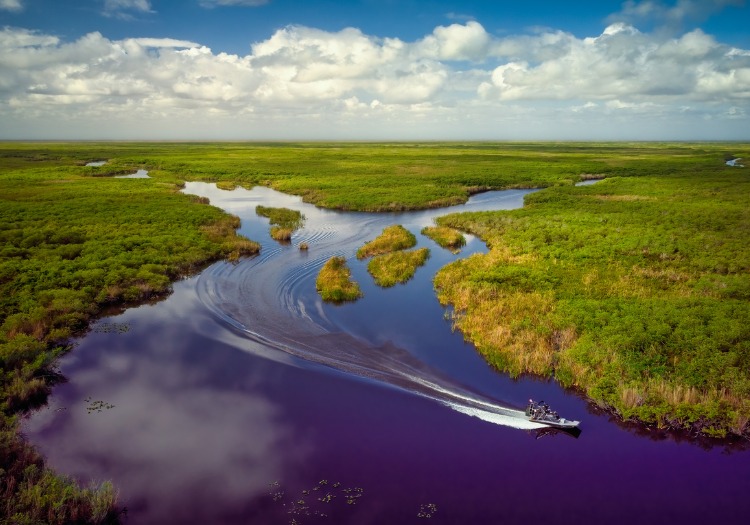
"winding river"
23,183,750,525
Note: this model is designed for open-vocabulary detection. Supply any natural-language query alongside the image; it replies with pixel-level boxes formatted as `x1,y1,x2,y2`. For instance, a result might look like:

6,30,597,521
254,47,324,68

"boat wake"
185,182,548,431
196,261,544,431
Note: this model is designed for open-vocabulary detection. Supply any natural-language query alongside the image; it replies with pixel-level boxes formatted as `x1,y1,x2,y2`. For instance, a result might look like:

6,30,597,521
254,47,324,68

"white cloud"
480,24,750,103
417,21,491,61
0,19,748,140
0,0,22,12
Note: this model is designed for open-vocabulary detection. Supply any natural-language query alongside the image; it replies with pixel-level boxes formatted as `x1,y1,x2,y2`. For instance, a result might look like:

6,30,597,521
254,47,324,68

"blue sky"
1,0,748,139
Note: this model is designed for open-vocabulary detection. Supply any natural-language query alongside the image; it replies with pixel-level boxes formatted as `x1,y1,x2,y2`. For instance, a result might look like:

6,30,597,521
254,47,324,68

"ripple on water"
188,183,550,431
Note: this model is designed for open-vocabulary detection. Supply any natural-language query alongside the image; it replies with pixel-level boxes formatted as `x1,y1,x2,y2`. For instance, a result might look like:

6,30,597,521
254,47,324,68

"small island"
255,205,305,242
316,256,363,302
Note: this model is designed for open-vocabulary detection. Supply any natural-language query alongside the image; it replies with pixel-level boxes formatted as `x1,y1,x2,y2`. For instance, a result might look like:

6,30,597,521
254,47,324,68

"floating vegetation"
267,479,365,523
418,503,439,519
256,205,305,243
356,224,416,259
368,248,430,287
421,225,466,253
93,322,130,334
84,397,115,414
316,257,362,302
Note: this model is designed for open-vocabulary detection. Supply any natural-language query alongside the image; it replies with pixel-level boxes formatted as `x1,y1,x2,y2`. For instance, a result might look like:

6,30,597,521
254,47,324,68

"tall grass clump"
256,205,304,242
356,225,416,259
0,428,122,524
316,256,363,302
368,248,430,287
421,225,466,252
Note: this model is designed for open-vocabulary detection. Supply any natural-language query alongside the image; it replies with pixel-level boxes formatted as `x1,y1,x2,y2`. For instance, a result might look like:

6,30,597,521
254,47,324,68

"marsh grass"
270,226,293,242
356,225,416,259
421,226,466,252
435,154,750,438
256,205,304,242
368,248,430,287
1,140,749,518
316,256,363,302
0,433,121,524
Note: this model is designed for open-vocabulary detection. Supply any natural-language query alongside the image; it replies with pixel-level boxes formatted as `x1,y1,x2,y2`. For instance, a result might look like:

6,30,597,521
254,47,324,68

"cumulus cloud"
480,23,750,103
0,0,23,12
0,19,748,139
418,21,491,61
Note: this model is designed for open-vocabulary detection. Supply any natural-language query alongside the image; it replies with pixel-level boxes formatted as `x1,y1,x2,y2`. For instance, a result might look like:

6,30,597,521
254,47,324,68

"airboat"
526,400,580,429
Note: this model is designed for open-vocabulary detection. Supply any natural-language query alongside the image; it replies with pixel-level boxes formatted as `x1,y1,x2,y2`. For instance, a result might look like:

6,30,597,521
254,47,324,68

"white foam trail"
448,404,546,429
186,182,549,432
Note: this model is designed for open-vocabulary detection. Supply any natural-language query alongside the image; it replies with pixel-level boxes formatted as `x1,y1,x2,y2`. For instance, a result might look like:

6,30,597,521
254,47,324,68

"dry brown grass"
316,256,362,302
270,226,293,241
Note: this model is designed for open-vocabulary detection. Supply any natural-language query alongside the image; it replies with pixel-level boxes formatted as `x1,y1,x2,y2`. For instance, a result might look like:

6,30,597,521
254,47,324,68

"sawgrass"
316,256,362,302
421,225,466,252
255,205,304,242
1,140,749,518
356,225,416,259
434,151,750,438
368,248,430,287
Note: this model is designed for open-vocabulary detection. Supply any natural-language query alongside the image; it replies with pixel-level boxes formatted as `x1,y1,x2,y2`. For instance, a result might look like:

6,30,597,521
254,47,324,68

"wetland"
1,142,749,524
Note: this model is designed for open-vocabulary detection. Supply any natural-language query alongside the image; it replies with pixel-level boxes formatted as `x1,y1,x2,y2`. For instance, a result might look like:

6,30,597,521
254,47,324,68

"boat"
525,399,580,429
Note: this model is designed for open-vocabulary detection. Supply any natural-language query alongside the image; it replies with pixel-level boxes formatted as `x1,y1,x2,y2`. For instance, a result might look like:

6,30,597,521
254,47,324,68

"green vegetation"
0,146,259,523
1,431,121,524
357,225,416,259
255,205,305,242
316,257,362,302
1,141,749,518
435,153,750,438
368,248,430,287
0,141,658,213
421,225,466,252
357,225,428,288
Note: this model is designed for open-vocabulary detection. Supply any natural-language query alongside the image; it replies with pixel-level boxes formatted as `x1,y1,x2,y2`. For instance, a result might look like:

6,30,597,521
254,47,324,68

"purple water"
23,184,750,524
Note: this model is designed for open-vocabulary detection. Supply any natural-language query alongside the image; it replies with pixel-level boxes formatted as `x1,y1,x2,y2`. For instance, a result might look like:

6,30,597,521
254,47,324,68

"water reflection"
186,183,547,430
25,282,306,524
115,169,150,179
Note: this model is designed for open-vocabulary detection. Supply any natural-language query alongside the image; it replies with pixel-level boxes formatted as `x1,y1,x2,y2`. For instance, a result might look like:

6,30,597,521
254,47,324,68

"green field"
1,141,749,521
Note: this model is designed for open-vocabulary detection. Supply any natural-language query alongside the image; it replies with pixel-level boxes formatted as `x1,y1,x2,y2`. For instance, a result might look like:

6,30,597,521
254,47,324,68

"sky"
0,0,748,140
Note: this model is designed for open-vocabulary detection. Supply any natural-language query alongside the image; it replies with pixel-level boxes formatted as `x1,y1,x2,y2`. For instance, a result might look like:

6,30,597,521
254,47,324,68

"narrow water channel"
23,184,750,525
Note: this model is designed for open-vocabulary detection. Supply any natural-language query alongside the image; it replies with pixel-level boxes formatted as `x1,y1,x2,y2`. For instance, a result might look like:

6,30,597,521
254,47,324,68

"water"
115,169,150,179
23,184,750,524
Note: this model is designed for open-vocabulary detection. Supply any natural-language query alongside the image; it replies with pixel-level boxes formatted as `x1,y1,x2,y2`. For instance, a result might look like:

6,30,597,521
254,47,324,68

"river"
23,183,750,524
